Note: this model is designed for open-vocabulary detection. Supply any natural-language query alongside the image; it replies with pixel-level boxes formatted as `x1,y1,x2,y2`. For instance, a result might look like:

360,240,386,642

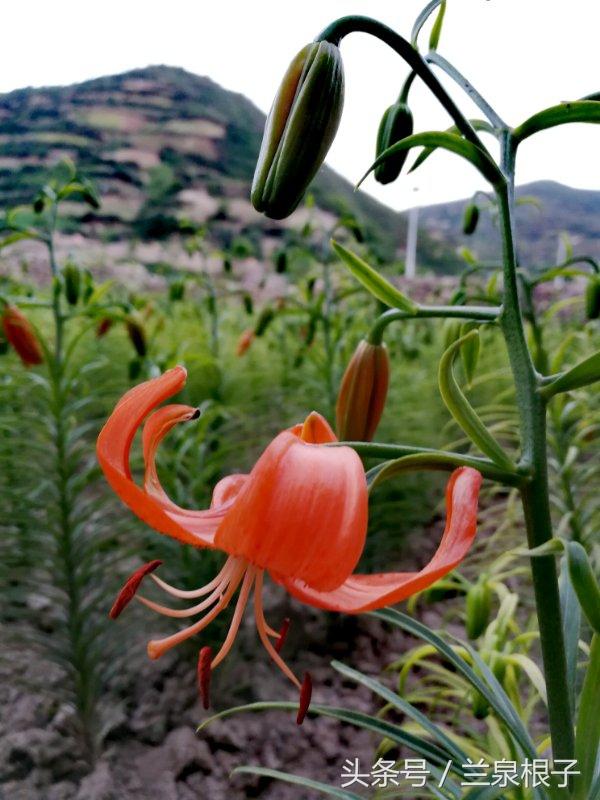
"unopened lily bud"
585,276,600,320
236,328,255,357
63,262,81,305
169,280,185,302
465,579,492,639
374,102,414,185
275,251,288,274
126,318,147,357
254,307,275,337
96,318,113,338
462,204,479,235
251,40,344,219
336,340,390,441
2,305,43,367
242,294,254,315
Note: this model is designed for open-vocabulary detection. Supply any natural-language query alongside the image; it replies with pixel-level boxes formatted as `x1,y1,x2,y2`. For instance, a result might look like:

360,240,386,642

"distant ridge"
417,181,600,267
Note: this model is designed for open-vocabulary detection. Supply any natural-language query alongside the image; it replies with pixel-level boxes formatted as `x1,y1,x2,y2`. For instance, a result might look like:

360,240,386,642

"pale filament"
149,556,237,598
147,559,247,659
210,567,257,669
254,570,301,690
136,582,228,618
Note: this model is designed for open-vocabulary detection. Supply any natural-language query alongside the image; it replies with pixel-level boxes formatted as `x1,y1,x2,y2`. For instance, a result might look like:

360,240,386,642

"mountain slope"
417,181,600,267
0,65,451,272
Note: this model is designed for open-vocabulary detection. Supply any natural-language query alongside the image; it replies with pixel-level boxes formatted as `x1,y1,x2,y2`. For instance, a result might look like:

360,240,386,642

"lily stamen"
254,571,301,690
147,560,247,659
150,556,237,599
210,567,257,670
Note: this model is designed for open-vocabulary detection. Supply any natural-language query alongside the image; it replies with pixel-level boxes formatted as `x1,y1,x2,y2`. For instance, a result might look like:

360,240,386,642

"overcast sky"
1,1,599,209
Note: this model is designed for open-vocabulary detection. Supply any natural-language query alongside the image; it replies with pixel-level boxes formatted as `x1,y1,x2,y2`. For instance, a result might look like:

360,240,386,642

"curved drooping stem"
317,15,498,170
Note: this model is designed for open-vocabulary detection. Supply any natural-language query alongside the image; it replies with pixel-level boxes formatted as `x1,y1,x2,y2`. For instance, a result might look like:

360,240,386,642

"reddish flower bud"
96,318,113,338
236,328,255,356
2,305,43,367
336,340,390,441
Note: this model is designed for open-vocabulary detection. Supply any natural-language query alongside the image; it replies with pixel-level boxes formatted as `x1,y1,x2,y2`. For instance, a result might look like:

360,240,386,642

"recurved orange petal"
279,466,482,612
97,367,234,548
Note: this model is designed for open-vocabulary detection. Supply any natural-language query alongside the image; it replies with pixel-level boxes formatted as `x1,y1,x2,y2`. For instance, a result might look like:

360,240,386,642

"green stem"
368,304,500,344
497,137,575,761
425,51,507,130
46,222,98,763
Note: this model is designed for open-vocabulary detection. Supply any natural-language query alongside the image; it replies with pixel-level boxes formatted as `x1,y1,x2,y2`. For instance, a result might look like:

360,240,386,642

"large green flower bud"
251,41,344,219
374,102,413,184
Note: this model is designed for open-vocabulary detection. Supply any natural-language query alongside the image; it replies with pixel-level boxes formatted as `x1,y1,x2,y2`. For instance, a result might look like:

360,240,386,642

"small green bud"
242,294,254,315
585,276,600,320
251,40,345,219
462,204,479,235
169,280,185,302
374,102,414,185
63,262,81,305
465,579,492,639
254,306,275,337
275,251,288,274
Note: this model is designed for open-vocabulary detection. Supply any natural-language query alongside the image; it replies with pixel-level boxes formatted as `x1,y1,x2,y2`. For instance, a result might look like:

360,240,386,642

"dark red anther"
275,617,291,654
108,559,163,620
296,671,312,726
197,646,213,710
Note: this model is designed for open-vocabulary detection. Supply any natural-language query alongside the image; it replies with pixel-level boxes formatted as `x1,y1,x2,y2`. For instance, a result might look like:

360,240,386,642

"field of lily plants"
1,3,600,799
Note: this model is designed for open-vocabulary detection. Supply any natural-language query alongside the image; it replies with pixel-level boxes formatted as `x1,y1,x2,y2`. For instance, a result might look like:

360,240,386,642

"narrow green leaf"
331,240,418,312
232,766,363,800
573,635,600,800
541,350,600,398
559,557,582,716
513,101,600,144
357,131,502,189
370,608,537,758
199,701,466,771
567,542,600,634
438,332,516,471
330,660,468,764
410,120,497,173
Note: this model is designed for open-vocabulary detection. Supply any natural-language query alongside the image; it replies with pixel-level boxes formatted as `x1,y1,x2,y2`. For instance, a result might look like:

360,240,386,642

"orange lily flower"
97,366,481,722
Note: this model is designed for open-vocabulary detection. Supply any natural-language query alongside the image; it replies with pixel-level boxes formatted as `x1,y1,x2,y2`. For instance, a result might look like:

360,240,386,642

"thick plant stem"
497,138,575,761
48,238,98,763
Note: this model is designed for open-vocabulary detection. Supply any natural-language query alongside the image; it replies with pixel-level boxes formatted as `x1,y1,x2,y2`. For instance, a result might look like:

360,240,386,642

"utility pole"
405,202,419,279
